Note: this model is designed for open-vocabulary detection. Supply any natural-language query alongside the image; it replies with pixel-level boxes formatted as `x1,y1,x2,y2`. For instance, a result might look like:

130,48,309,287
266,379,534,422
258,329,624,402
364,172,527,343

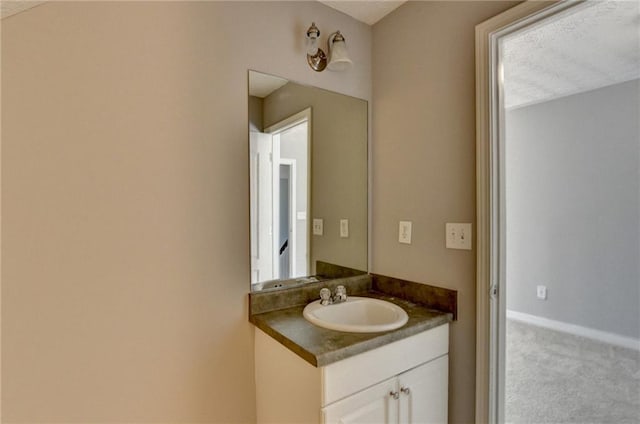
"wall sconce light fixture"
306,22,353,72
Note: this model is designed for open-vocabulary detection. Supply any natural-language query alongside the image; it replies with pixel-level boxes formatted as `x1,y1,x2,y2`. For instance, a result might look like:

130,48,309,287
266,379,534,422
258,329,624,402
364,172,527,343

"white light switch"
399,221,412,244
446,223,472,250
313,219,323,236
340,219,349,238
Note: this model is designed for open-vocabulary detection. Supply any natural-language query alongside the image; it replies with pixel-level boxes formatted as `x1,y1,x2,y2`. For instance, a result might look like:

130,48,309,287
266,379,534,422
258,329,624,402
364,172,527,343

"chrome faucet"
319,285,347,306
334,285,347,303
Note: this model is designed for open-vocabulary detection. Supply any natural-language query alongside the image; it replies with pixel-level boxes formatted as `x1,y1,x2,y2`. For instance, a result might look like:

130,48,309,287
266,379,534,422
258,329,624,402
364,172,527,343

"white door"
249,132,274,283
322,377,398,424
398,355,448,424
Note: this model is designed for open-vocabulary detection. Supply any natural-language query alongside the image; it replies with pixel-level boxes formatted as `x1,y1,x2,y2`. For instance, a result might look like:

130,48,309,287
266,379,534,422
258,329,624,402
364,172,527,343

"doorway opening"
278,160,297,279
476,1,640,422
249,108,311,284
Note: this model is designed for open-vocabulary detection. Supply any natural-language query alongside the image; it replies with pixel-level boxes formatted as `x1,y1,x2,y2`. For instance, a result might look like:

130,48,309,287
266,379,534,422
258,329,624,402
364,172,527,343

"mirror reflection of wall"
248,71,368,290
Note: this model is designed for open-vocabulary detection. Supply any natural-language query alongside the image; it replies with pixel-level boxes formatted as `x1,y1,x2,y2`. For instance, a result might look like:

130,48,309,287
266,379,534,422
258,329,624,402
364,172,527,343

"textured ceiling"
318,0,406,25
502,1,640,109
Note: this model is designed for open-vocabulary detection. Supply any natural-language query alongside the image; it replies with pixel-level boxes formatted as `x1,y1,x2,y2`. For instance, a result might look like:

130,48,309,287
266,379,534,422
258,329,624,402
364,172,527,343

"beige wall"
371,2,518,423
1,2,371,422
263,82,368,274
2,1,531,422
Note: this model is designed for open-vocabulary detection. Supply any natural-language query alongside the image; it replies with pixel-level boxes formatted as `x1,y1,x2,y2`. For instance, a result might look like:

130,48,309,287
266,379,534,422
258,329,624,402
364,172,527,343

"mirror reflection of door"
249,132,273,283
250,109,310,284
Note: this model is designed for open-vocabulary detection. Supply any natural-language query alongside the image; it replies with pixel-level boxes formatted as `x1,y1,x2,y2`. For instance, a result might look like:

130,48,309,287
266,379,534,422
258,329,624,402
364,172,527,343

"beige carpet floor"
505,319,640,424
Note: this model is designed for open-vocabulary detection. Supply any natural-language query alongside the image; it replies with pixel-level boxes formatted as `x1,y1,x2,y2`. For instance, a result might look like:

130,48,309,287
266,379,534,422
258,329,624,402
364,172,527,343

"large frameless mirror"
248,70,368,291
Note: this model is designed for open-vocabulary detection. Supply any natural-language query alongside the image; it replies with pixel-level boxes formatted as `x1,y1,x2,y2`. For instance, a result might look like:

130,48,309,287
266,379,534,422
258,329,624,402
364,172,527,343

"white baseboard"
506,309,640,351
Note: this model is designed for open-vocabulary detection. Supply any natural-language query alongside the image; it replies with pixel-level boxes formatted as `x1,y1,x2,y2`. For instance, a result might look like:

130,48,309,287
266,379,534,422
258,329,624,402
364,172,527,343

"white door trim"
474,1,583,422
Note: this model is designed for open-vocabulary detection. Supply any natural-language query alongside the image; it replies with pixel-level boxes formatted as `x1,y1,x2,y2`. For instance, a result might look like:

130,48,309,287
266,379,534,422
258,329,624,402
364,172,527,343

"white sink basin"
303,296,409,333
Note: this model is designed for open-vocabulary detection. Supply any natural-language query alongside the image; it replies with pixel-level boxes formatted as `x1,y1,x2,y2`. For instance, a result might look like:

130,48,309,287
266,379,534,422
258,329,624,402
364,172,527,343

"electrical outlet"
537,285,547,300
313,219,323,236
446,223,472,250
340,219,349,238
399,221,412,244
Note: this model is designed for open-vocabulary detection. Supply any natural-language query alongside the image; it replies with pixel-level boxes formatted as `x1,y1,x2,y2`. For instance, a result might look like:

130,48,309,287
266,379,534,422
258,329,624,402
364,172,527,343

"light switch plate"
340,219,349,238
313,219,323,236
446,223,472,250
399,221,412,244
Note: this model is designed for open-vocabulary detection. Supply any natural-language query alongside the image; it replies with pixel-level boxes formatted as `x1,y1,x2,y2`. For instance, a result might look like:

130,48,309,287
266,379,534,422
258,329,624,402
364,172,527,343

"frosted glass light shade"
306,22,320,56
306,35,318,56
327,34,352,72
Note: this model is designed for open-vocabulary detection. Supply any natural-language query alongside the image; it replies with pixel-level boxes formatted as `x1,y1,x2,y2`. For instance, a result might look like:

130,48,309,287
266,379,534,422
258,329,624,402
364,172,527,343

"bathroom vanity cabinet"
254,323,449,424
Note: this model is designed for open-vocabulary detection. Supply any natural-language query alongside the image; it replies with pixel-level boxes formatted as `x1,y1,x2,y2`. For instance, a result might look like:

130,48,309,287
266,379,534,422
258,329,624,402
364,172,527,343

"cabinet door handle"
401,386,411,395
389,391,400,400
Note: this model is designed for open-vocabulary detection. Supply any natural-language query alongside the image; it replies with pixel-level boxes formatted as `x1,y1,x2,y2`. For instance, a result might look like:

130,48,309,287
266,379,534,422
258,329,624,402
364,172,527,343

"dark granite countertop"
250,291,453,367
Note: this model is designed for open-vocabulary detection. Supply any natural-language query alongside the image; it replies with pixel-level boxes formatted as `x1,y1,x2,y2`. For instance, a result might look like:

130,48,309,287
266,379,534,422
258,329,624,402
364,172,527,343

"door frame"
264,108,312,278
474,1,583,422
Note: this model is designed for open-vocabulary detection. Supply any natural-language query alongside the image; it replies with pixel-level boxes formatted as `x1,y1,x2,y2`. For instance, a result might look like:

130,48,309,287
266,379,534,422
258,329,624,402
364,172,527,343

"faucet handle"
334,285,347,302
319,287,333,305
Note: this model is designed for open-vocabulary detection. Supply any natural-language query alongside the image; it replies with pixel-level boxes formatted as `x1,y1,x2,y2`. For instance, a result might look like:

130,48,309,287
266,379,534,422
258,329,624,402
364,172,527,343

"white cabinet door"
398,355,448,424
322,377,398,424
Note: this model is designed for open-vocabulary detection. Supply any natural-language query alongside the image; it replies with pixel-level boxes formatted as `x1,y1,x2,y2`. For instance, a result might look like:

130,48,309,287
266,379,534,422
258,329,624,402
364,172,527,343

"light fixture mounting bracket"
307,49,327,72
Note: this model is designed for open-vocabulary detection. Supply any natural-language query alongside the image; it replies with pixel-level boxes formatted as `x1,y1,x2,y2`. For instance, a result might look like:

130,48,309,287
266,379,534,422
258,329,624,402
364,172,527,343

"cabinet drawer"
321,324,448,406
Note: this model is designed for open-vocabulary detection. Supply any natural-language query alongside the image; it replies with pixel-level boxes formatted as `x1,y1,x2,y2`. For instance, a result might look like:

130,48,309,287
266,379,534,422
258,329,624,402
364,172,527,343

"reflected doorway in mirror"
250,109,311,284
